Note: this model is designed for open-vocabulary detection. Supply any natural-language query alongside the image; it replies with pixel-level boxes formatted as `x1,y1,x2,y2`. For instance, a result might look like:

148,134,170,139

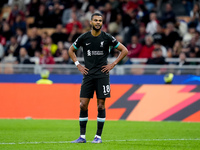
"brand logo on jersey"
112,36,116,43
86,43,91,46
100,41,104,47
87,50,104,56
87,50,91,56
92,51,103,55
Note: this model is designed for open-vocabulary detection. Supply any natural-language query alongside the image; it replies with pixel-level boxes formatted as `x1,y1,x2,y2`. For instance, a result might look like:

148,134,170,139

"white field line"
0,139,200,145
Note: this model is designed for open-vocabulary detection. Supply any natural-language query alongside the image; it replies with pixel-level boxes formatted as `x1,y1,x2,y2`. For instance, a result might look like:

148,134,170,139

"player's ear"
90,20,92,26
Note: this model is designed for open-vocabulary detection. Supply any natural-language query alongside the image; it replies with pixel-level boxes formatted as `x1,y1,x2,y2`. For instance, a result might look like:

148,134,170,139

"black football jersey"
73,31,119,77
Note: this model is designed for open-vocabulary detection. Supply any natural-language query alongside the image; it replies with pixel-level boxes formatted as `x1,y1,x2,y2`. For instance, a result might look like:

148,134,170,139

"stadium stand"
0,0,200,75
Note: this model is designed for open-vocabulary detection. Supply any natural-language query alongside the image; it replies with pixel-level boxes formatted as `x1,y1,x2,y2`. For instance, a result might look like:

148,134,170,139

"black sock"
79,110,88,136
96,109,106,136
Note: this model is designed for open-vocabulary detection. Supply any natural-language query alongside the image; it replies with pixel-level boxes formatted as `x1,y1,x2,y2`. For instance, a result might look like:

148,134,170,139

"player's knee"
98,104,105,110
80,102,88,111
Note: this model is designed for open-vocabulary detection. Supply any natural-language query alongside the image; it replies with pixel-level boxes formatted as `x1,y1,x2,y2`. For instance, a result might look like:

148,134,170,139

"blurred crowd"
0,0,200,66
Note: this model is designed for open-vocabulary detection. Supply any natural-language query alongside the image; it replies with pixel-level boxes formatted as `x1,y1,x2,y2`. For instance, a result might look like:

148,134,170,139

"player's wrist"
113,62,117,66
75,61,80,66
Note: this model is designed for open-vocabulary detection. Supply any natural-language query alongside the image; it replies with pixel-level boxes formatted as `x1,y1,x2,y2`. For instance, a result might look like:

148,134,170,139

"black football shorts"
80,76,110,99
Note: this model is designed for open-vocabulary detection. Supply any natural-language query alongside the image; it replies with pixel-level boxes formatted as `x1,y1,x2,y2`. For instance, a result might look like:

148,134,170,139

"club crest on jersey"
100,41,104,47
87,50,91,56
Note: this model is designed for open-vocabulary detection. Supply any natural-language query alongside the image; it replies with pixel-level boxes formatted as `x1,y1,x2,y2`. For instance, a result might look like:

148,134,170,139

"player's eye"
93,19,102,22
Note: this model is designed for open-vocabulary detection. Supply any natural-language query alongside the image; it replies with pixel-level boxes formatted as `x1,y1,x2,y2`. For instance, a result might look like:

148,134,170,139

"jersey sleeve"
72,34,83,50
107,34,120,49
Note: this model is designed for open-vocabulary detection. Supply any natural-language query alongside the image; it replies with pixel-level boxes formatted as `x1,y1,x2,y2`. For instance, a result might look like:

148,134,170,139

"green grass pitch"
0,119,199,150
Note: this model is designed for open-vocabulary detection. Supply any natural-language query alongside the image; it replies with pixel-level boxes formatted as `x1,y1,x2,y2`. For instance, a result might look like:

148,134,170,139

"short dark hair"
91,13,103,20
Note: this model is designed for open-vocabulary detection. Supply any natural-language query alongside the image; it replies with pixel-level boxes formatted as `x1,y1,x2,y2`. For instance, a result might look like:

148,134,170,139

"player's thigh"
95,77,110,99
80,76,95,98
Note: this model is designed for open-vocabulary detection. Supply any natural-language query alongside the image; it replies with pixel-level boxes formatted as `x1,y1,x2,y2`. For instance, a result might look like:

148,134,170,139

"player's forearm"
69,46,78,63
113,47,128,66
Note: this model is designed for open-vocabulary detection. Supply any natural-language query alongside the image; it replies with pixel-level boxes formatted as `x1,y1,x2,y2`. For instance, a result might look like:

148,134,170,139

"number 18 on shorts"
80,76,110,99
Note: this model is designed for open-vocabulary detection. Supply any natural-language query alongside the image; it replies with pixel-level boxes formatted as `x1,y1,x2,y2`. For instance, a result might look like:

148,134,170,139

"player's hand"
77,64,89,75
101,63,115,73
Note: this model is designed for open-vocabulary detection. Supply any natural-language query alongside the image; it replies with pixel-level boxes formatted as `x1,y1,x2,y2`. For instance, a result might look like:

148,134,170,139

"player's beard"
92,25,102,32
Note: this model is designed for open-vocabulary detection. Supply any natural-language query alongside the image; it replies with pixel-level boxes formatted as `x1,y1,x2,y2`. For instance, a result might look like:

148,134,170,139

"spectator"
26,0,41,17
54,41,64,57
182,26,196,47
62,4,82,26
182,0,194,16
51,24,67,44
33,3,49,28
176,52,190,74
26,38,41,57
146,48,166,65
40,48,55,64
138,23,147,44
121,10,138,45
136,4,149,25
153,41,167,57
188,48,198,62
57,49,72,64
48,2,63,28
15,47,32,64
5,35,20,57
189,3,199,24
122,7,137,28
43,36,58,56
163,22,181,49
84,5,100,22
108,13,122,35
138,35,154,58
28,27,41,47
41,31,49,46
16,27,28,46
67,24,81,43
188,30,200,49
127,35,142,58
194,45,200,57
161,3,176,24
171,40,183,58
11,14,26,34
146,11,158,35
152,23,165,45
1,22,13,42
8,4,25,26
178,52,190,65
103,2,118,29
194,30,200,46
32,50,41,64
65,12,82,34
